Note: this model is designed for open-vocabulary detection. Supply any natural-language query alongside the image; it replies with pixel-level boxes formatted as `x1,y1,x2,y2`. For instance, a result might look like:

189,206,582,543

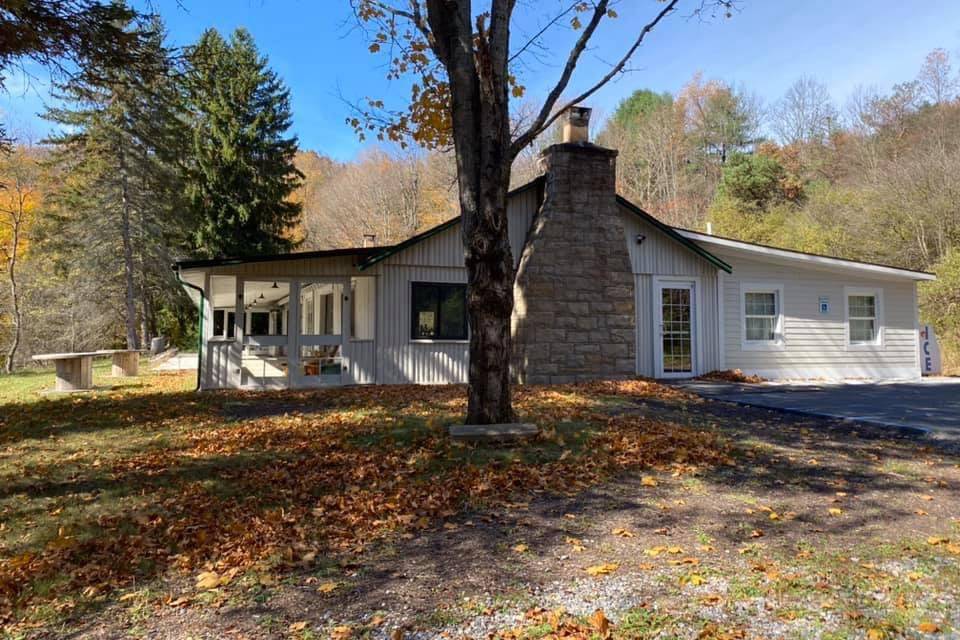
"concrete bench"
32,350,140,392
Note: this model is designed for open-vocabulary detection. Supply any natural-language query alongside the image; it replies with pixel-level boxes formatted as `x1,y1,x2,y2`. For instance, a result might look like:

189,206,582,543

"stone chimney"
512,106,636,384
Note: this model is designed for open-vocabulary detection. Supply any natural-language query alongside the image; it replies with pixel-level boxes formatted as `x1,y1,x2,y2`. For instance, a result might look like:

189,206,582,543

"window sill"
208,337,236,343
846,341,884,351
409,338,470,344
740,340,785,351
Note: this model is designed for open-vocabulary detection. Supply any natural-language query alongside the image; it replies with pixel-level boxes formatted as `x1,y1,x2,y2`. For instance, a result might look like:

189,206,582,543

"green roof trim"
357,216,461,271
357,176,545,271
615,195,733,274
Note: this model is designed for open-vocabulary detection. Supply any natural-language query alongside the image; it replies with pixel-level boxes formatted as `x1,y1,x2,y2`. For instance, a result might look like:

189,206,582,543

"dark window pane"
412,283,439,339
227,312,236,338
250,312,270,335
439,285,467,339
323,293,334,334
411,283,467,340
213,310,225,337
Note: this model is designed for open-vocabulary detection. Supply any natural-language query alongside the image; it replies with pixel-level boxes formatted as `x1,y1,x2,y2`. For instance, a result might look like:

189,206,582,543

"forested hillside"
1,6,957,373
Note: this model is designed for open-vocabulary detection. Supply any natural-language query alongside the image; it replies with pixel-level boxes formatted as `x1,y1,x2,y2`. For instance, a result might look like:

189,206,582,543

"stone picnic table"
31,350,141,392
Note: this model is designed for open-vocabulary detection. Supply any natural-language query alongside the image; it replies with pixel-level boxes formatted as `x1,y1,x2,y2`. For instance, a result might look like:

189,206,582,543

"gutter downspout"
175,266,204,391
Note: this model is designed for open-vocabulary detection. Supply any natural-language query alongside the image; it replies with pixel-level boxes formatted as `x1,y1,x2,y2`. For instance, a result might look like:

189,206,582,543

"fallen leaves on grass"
0,379,731,627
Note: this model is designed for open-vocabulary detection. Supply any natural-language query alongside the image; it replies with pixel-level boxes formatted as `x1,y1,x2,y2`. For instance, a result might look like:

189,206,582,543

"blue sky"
2,0,960,160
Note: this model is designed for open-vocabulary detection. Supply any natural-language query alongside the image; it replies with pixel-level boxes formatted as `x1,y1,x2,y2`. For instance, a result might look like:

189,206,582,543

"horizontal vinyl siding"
716,252,920,379
621,207,721,375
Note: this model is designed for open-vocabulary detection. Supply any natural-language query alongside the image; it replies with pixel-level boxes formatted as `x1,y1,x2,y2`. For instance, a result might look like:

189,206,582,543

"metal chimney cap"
562,106,592,143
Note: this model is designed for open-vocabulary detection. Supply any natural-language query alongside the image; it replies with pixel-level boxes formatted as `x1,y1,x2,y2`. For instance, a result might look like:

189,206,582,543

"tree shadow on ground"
95,394,958,637
6,382,958,638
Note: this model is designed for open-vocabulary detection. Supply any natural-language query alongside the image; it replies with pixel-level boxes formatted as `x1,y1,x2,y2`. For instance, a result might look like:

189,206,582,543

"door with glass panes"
654,280,697,378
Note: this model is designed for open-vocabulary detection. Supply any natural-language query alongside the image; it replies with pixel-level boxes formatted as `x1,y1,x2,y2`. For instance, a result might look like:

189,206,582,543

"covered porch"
182,270,377,390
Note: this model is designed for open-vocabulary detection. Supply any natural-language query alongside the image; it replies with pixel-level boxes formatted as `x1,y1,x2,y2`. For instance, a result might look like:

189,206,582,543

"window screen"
411,283,467,340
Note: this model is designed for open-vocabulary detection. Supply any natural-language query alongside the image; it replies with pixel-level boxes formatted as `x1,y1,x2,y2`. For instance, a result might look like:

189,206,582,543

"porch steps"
448,423,540,443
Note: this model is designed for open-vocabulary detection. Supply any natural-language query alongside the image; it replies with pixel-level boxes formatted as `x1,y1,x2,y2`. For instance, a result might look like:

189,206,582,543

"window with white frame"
741,284,783,346
847,291,880,345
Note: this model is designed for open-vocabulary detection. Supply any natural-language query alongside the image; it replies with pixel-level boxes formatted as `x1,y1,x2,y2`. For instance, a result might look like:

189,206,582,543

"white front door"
655,280,697,378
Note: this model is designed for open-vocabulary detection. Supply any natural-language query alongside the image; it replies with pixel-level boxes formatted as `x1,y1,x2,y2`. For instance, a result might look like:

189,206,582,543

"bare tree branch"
509,0,613,156
508,1,580,64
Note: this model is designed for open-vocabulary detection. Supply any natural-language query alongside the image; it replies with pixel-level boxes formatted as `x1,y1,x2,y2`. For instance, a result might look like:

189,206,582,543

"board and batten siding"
373,185,540,383
619,206,721,377
714,251,920,379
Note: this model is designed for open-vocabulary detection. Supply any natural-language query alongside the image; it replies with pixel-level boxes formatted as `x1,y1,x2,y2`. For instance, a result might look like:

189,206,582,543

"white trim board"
739,282,785,351
677,230,936,281
651,275,704,379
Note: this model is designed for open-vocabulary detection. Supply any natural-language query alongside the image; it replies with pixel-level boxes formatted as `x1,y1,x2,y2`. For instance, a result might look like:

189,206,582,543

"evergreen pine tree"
42,8,188,349
184,28,302,258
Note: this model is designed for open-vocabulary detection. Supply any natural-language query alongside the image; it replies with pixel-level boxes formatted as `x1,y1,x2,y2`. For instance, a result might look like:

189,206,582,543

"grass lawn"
0,368,958,639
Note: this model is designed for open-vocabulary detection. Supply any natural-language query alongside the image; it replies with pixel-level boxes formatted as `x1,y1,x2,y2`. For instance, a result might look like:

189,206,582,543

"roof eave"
171,247,382,271
615,196,733,273
677,230,936,281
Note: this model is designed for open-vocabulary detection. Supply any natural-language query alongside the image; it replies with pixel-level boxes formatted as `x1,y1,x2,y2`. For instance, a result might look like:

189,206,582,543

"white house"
175,108,935,390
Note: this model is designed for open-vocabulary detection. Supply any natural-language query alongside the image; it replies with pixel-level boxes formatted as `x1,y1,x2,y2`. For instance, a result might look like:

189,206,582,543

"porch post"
288,281,301,388
341,278,352,384
230,277,245,388
200,272,213,389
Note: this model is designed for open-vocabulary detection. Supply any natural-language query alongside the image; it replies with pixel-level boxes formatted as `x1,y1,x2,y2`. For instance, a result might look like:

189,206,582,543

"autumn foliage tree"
0,146,42,373
351,0,735,424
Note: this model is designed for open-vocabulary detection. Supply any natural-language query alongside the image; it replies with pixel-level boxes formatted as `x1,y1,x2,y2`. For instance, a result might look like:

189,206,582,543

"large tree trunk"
427,0,516,424
119,148,139,350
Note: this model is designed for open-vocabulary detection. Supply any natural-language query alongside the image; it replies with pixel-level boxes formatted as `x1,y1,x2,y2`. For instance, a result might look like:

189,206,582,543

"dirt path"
72,398,960,640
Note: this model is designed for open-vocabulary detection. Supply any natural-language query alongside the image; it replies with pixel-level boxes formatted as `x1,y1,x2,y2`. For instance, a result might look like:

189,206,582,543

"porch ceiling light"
271,281,279,288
